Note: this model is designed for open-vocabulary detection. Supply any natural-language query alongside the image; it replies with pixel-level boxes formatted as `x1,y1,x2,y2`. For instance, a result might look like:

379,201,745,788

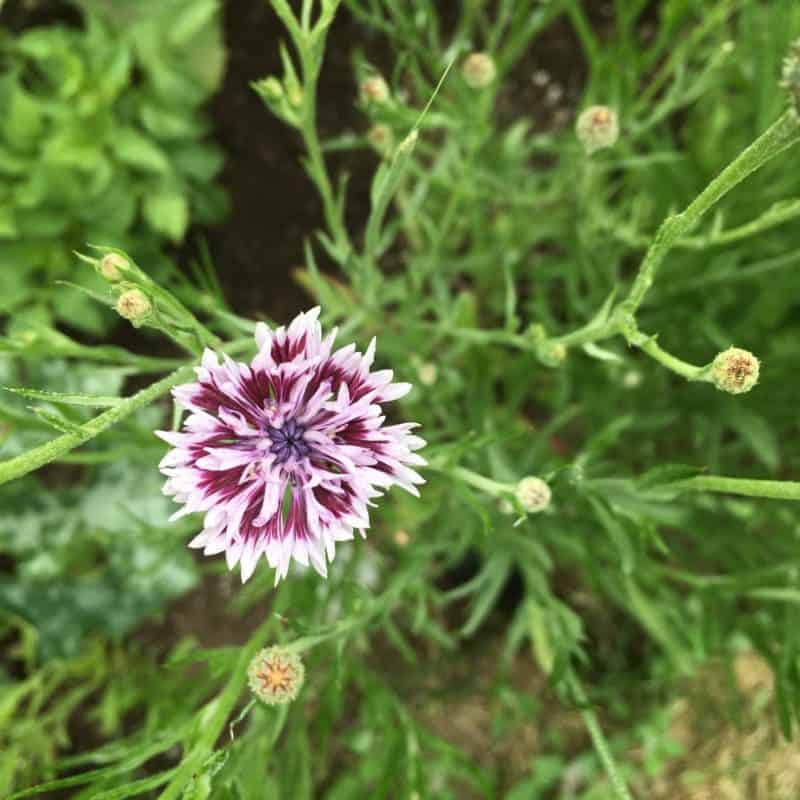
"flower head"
157,308,426,583
576,105,619,154
99,253,127,282
360,74,390,104
515,476,551,513
116,289,152,326
367,123,394,157
248,646,304,705
462,52,496,89
711,347,760,395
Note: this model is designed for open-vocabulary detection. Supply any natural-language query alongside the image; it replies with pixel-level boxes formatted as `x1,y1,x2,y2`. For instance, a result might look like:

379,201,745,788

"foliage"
0,0,227,334
5,0,800,798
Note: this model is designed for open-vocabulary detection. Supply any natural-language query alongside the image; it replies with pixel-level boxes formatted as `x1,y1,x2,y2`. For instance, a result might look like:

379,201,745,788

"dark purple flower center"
267,419,311,464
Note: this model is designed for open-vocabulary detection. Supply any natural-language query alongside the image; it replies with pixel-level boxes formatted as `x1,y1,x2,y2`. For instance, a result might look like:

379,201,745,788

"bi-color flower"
157,308,426,583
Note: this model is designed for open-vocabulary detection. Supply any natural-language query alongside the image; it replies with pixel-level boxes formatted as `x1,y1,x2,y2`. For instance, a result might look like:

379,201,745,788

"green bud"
116,289,153,327
256,76,284,102
462,52,496,89
576,105,619,155
360,75,390,104
711,347,760,395
367,123,394,158
515,477,551,513
537,340,567,367
98,253,127,282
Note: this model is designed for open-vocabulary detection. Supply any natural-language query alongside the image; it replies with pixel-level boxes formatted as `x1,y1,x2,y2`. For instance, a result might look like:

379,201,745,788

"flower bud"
462,52,496,89
116,289,152,327
781,39,800,112
622,369,642,389
288,86,303,108
576,105,619,154
367,123,394,158
417,362,437,386
537,340,567,367
515,476,551,513
498,497,514,515
247,646,305,706
360,75,390,104
255,76,284,102
710,347,760,395
98,253,127,282
393,529,410,547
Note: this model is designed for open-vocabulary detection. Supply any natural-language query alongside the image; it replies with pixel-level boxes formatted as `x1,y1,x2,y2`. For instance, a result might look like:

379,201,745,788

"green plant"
0,0,227,334
6,1,800,798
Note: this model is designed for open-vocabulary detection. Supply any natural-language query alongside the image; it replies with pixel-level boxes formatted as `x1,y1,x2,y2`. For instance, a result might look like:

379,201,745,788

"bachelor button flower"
116,289,152,326
710,347,760,395
157,308,426,584
360,74,390,104
462,52,497,89
576,105,619,154
99,253,127,282
367,123,394,157
248,646,304,705
515,476,551,513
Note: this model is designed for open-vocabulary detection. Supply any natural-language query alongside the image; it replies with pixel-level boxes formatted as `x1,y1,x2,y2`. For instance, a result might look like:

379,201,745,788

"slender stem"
298,45,350,258
567,672,635,800
0,338,253,486
440,465,514,497
665,475,800,501
620,110,800,316
158,618,274,800
617,318,709,381
0,364,194,486
613,198,800,251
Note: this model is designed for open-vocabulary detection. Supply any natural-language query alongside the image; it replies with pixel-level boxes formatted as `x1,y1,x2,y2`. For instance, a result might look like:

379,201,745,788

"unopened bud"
367,123,394,158
393,530,410,547
417,362,437,386
99,253,127,282
248,646,305,706
116,289,152,327
781,39,800,112
288,86,303,108
576,105,619,154
515,476,551,513
711,347,760,395
360,75,390,104
498,497,514,515
257,76,284,102
462,52,496,89
622,370,642,389
537,339,567,367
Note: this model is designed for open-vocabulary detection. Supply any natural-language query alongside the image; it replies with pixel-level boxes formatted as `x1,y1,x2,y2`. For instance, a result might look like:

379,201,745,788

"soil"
201,0,391,322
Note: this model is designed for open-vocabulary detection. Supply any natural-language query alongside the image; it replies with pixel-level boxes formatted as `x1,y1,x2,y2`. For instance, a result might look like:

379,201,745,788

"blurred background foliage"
0,0,227,334
3,0,800,798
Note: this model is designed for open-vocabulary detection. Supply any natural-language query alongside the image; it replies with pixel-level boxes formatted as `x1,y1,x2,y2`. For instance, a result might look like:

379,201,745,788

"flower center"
267,419,311,464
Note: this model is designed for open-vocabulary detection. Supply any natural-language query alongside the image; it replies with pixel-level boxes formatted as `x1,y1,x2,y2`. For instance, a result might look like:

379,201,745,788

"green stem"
665,475,800,501
567,672,635,800
0,338,253,486
613,198,800,251
440,465,514,497
0,364,194,486
617,318,709,381
158,618,274,800
620,110,800,316
296,37,350,259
